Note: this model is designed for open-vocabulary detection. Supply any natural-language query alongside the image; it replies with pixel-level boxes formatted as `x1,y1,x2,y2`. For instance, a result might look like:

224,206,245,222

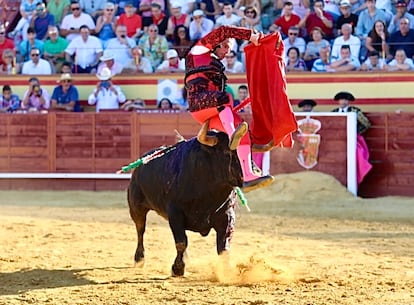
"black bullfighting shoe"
251,140,274,152
242,175,274,193
229,122,248,150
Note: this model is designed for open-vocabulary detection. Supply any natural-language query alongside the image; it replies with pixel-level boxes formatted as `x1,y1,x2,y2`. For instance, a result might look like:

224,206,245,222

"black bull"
127,131,243,276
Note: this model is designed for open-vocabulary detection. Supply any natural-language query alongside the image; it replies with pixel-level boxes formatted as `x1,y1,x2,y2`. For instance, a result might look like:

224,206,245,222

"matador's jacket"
184,26,251,112
332,106,371,134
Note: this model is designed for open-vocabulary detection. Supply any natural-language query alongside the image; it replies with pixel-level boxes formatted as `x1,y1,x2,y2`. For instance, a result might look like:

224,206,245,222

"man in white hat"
189,9,214,41
50,73,81,112
97,49,123,75
88,67,126,112
156,49,185,72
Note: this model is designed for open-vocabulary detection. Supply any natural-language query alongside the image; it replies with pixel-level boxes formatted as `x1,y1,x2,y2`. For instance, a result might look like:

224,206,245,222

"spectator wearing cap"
169,0,196,15
50,73,80,112
105,24,136,69
43,26,69,73
21,77,50,111
47,0,71,25
389,17,414,58
139,0,166,28
297,99,317,112
336,0,358,36
116,1,143,39
222,50,244,73
138,24,169,70
147,3,168,35
79,0,107,20
31,2,56,41
122,46,153,73
65,25,103,73
0,85,20,113
21,47,52,75
97,50,123,75
112,0,140,15
331,23,361,62
165,2,191,40
0,24,15,67
388,0,414,34
298,0,334,40
384,48,414,71
18,27,44,63
88,67,126,112
215,2,241,28
283,26,306,58
189,9,214,40
269,1,301,38
60,1,96,42
156,49,185,72
360,50,385,71
95,2,117,47
355,0,388,39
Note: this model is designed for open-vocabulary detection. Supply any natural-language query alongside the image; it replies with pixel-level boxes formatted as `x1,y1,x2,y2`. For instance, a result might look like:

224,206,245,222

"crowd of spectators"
1,0,414,75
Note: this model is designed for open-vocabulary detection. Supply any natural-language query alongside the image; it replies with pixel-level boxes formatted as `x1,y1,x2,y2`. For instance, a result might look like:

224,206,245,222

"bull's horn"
252,140,275,152
197,120,218,147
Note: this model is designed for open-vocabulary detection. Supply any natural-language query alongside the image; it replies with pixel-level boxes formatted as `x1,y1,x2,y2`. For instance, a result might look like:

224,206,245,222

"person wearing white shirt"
60,1,96,42
331,23,361,61
222,50,244,73
21,48,52,75
384,48,414,71
88,67,127,112
360,50,385,71
282,26,306,58
65,25,103,73
189,10,214,41
215,3,241,28
156,49,185,72
105,25,136,69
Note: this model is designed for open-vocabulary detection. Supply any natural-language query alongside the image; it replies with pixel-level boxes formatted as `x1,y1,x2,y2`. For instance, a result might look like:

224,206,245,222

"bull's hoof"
171,262,185,277
229,122,248,150
251,140,274,152
242,175,274,193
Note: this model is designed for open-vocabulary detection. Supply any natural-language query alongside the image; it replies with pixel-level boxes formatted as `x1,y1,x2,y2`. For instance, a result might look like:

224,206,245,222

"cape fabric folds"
244,33,298,148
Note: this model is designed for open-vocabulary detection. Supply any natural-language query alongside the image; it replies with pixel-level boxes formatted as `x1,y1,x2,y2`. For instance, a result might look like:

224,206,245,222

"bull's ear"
197,120,218,147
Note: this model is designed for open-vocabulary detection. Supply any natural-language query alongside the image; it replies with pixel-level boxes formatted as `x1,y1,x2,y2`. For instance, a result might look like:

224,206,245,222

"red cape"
244,33,298,148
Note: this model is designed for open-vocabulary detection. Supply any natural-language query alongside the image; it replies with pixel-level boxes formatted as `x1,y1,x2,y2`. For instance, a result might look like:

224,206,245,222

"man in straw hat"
50,73,81,112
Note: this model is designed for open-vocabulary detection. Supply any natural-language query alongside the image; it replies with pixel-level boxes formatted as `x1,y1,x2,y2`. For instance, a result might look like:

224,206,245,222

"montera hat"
334,91,355,101
298,99,317,108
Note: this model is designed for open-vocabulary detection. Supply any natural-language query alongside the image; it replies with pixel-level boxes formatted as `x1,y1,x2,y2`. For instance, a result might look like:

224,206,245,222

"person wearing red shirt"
299,0,334,40
269,1,301,38
116,1,143,39
0,25,15,66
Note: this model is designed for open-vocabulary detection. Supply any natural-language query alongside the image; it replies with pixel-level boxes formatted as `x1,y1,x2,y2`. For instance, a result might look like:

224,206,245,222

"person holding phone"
105,24,136,69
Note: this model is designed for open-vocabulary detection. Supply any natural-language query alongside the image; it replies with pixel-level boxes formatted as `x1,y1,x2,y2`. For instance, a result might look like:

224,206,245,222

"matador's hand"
249,31,262,46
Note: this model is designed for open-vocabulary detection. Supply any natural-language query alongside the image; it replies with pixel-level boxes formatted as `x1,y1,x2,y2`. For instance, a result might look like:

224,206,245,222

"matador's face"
214,39,231,60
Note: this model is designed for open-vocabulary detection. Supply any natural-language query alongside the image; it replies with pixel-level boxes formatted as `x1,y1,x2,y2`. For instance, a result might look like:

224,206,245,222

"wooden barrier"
0,112,413,197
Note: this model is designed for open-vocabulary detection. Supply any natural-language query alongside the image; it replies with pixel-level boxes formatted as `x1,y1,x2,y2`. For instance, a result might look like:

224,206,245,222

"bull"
127,122,244,276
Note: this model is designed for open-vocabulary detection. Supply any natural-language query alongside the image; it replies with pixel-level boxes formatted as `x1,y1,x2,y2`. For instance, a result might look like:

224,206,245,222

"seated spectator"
172,25,192,59
355,0,388,40
21,77,50,111
65,25,103,74
311,46,335,72
166,2,191,40
0,49,20,75
335,0,358,36
113,0,140,16
389,17,414,59
79,0,106,20
31,2,55,41
88,67,127,112
60,61,73,73
215,2,241,28
298,99,317,112
269,1,301,38
139,0,166,28
329,44,361,71
147,3,168,35
156,49,185,72
173,87,188,111
303,27,330,70
286,46,307,72
11,0,42,41
234,0,261,17
43,26,69,73
50,73,80,112
0,25,15,67
138,24,169,70
199,0,220,22
122,47,153,73
18,27,44,63
384,48,414,71
95,2,117,48
121,98,146,111
360,50,385,71
105,24,136,69
0,85,20,112
331,23,361,62
116,1,143,40
233,84,248,109
60,1,96,42
21,47,52,75
189,9,214,41
366,20,390,60
298,0,335,40
97,50,123,75
283,26,306,58
222,50,244,73
388,0,414,34
157,97,174,110
47,0,70,25
240,6,263,32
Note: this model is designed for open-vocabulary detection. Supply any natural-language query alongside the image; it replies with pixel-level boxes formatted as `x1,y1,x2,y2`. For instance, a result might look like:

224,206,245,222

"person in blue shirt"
50,73,81,112
0,85,20,112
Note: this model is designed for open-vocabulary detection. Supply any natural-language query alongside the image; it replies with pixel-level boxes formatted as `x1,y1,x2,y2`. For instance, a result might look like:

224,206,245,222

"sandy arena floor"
0,172,413,305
